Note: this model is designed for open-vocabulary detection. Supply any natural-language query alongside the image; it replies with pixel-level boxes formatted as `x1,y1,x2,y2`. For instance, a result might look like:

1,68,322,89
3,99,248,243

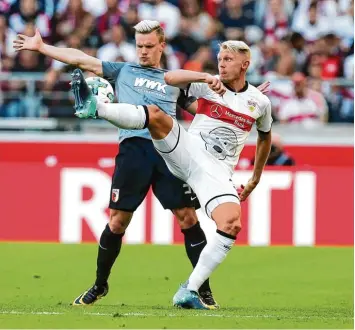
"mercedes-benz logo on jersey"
210,104,223,118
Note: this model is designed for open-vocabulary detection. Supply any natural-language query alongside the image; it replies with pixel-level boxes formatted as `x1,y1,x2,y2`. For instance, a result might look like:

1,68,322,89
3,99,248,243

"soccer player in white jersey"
66,40,272,309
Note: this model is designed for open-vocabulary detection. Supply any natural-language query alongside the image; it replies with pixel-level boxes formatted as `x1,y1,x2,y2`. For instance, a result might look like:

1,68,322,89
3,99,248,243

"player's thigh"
152,119,194,183
189,156,240,219
109,138,153,212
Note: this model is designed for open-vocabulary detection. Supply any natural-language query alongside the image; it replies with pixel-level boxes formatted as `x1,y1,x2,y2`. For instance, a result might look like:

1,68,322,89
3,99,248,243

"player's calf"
109,209,133,234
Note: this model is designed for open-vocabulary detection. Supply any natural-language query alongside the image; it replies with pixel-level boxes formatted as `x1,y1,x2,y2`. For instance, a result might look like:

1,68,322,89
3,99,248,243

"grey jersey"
102,61,181,143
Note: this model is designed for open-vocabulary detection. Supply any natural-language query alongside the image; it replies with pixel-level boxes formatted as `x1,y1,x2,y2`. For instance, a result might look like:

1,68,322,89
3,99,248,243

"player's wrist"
37,41,45,53
203,73,214,84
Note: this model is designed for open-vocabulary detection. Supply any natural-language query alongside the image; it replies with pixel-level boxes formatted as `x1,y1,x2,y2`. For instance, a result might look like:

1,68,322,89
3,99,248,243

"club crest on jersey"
247,99,257,112
134,78,167,94
210,104,223,118
112,189,119,202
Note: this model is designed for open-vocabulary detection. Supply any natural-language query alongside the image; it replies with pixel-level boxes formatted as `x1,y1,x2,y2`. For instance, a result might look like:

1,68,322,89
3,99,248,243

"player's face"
217,50,250,83
135,32,165,68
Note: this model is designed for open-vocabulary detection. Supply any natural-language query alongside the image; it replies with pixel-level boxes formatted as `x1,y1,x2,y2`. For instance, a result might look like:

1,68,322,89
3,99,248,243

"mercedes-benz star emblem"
210,104,223,118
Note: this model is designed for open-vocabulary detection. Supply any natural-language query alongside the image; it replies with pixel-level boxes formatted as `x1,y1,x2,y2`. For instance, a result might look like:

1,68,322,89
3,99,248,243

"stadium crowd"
0,0,354,123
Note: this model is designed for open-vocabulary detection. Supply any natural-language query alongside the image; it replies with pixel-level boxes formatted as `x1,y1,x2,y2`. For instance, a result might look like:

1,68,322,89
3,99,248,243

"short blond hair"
219,40,251,58
133,20,165,42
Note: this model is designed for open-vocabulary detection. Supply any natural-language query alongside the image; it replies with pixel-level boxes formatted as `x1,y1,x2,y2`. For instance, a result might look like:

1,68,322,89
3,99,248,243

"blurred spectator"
56,0,91,40
8,0,51,38
290,32,307,72
278,72,328,125
97,25,136,63
121,5,140,42
266,133,295,165
264,36,296,77
245,25,264,76
343,53,354,80
0,14,17,61
170,16,201,60
252,133,295,166
43,31,82,91
79,14,104,57
56,0,106,17
218,0,255,40
262,0,290,45
183,45,212,72
96,0,122,43
179,0,215,43
138,0,181,40
292,2,330,42
333,0,354,49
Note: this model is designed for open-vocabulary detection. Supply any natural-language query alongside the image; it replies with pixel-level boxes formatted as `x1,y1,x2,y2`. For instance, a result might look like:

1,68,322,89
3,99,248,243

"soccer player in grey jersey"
14,20,218,308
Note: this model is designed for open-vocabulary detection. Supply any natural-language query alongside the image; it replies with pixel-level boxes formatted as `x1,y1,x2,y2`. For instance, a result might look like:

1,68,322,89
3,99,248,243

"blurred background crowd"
0,0,354,125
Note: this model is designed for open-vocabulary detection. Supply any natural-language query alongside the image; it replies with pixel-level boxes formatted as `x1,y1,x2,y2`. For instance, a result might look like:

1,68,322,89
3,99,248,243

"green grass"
0,243,353,329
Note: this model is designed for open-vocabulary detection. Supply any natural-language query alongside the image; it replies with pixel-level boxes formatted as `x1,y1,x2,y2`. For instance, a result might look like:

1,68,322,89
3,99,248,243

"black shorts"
109,137,200,212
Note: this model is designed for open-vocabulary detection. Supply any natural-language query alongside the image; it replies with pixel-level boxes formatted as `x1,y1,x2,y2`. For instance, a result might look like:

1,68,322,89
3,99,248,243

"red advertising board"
0,142,353,246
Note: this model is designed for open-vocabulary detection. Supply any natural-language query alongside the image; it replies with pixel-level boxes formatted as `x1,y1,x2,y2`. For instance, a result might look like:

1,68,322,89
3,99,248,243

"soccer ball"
85,77,114,103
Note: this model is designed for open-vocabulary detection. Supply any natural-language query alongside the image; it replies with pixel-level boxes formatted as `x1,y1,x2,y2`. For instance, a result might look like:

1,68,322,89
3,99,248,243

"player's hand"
238,178,259,202
257,81,270,95
206,75,226,96
13,28,43,52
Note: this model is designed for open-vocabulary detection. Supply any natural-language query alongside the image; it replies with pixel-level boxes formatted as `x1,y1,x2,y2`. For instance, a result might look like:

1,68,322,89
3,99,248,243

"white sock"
186,230,235,292
97,101,147,129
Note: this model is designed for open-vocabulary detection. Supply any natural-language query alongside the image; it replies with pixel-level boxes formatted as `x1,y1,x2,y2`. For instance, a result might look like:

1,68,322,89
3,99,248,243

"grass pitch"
0,243,353,329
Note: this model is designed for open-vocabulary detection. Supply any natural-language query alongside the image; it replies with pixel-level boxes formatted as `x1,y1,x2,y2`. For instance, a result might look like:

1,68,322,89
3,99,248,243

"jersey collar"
225,81,249,94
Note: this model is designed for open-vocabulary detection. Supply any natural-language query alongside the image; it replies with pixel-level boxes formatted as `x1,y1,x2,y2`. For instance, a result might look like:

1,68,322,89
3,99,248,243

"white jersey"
187,81,273,173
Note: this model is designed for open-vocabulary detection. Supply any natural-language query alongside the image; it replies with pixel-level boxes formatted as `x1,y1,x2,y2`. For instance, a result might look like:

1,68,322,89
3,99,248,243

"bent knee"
109,209,132,234
147,105,164,123
219,216,242,237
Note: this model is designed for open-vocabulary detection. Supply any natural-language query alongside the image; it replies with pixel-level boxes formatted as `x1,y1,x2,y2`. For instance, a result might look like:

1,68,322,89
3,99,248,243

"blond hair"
133,20,165,42
219,41,251,58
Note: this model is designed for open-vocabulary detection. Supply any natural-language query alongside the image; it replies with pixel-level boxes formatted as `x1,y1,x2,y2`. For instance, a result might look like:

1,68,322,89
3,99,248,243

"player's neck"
226,78,248,93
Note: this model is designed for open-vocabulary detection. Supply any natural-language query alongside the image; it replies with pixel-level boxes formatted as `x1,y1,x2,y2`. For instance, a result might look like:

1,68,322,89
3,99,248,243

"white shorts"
153,120,239,218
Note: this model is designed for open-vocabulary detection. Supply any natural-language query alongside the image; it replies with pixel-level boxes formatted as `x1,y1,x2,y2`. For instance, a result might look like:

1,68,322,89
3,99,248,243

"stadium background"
0,0,353,328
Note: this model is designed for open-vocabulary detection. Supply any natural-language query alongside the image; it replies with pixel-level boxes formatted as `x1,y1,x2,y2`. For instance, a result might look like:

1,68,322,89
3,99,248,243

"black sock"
181,221,211,292
95,224,124,287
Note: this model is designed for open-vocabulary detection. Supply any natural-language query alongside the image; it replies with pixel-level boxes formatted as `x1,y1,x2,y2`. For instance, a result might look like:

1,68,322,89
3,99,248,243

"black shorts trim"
205,193,239,215
154,123,181,154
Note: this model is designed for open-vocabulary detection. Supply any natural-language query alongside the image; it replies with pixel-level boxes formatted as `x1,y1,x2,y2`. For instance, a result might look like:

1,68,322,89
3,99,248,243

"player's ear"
160,41,166,53
242,60,250,70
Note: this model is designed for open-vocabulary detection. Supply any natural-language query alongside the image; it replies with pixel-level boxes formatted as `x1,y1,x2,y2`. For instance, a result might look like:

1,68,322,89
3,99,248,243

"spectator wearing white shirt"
97,25,136,63
8,0,51,38
279,72,328,126
138,0,181,40
292,2,329,42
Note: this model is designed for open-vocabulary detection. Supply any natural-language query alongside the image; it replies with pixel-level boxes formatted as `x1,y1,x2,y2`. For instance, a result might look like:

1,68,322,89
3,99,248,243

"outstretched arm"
165,70,225,95
13,29,103,76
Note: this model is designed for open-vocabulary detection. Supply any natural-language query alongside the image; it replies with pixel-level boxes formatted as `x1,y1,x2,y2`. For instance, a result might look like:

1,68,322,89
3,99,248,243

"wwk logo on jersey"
134,78,167,94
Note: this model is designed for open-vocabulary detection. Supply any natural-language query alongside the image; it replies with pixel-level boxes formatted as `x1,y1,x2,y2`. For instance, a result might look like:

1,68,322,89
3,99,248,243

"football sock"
95,224,124,287
181,221,211,292
186,229,235,292
97,102,149,129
